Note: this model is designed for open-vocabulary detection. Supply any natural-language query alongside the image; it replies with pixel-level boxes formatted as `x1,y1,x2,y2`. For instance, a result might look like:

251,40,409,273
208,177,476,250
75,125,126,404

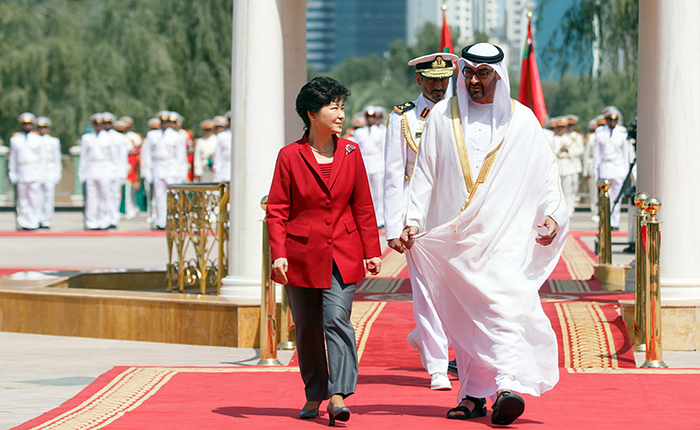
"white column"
221,0,307,300
637,0,700,300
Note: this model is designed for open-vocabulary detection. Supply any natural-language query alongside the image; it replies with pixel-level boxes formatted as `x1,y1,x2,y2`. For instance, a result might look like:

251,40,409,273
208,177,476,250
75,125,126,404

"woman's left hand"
365,257,382,276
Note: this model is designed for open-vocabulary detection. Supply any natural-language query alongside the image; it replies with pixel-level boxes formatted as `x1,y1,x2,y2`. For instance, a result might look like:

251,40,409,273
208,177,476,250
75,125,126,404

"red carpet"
12,232,700,430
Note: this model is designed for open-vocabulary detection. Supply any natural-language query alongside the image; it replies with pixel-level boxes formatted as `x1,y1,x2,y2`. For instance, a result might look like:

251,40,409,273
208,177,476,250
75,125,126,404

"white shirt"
383,93,434,240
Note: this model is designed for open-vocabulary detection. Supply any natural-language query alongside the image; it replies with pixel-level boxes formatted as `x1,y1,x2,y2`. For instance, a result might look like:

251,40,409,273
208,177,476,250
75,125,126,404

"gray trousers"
285,264,357,401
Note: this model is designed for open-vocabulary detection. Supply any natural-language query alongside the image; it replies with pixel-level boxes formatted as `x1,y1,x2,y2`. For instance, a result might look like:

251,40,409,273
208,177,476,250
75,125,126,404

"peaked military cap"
409,52,458,79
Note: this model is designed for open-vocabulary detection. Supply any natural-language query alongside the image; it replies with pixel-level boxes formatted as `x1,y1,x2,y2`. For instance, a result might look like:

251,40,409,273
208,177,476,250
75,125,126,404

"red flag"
517,18,547,126
440,12,454,54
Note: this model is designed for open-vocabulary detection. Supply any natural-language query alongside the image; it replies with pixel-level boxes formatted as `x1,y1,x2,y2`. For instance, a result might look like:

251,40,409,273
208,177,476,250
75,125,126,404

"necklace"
309,144,335,154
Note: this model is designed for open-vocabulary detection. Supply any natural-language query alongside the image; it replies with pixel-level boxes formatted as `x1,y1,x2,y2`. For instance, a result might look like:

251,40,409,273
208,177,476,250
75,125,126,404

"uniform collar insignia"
345,143,355,155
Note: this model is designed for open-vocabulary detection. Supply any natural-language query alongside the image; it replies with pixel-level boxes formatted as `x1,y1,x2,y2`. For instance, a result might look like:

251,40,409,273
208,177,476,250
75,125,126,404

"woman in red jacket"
266,77,382,426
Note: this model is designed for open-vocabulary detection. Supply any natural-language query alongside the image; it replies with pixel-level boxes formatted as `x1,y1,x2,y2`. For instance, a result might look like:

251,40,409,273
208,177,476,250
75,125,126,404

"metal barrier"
257,195,295,365
257,195,282,366
596,179,612,264
166,182,229,294
632,192,649,352
641,196,667,368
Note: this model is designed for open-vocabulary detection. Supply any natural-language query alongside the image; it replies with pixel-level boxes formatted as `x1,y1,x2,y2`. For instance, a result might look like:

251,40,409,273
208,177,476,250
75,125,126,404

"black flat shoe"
299,406,319,420
491,391,525,425
327,404,350,426
446,395,486,420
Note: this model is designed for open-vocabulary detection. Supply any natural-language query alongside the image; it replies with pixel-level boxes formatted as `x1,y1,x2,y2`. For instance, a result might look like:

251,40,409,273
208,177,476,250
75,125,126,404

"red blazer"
266,134,381,289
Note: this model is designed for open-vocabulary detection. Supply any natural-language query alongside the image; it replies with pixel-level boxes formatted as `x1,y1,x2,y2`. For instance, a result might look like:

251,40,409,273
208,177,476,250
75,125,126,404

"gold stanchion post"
633,192,649,352
257,195,281,366
641,197,667,368
597,179,612,265
277,288,296,351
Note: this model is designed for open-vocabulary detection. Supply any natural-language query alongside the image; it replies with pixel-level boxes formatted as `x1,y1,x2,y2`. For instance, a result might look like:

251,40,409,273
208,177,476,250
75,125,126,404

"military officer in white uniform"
193,119,218,182
102,112,128,228
552,116,583,217
8,113,43,230
384,52,458,391
353,105,387,227
36,117,62,229
213,114,231,183
79,113,114,230
141,111,188,230
593,107,629,230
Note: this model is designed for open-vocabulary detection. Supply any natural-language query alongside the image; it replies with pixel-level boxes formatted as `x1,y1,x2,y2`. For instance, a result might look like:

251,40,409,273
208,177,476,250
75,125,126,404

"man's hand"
272,257,288,284
387,238,406,254
536,216,559,246
400,225,419,249
365,257,382,275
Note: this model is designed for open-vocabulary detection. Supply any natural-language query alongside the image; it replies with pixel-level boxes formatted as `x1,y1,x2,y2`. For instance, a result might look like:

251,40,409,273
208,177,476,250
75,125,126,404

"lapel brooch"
345,143,355,155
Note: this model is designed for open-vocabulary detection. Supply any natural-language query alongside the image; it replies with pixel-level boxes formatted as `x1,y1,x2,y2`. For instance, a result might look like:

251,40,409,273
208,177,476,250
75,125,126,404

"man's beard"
467,83,485,101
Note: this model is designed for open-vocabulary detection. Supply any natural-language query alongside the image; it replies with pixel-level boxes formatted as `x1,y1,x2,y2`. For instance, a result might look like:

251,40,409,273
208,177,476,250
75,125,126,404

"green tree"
0,0,233,151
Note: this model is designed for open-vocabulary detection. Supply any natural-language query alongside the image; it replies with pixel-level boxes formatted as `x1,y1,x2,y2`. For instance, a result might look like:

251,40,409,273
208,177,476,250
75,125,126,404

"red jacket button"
327,239,332,245
325,200,331,205
325,219,331,225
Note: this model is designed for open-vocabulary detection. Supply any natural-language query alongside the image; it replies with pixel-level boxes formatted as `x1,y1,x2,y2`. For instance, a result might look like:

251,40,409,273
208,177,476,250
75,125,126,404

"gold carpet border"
30,367,178,430
547,279,593,293
352,301,387,362
567,367,700,374
562,235,596,280
357,278,404,293
555,302,619,369
377,250,406,278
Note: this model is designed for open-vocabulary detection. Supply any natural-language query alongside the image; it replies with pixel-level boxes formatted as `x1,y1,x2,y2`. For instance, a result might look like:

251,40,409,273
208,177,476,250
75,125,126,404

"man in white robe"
400,43,568,426
384,52,458,391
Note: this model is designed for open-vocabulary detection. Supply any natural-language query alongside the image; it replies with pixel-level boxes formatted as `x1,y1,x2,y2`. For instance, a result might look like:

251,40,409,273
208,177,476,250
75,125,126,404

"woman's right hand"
272,258,289,284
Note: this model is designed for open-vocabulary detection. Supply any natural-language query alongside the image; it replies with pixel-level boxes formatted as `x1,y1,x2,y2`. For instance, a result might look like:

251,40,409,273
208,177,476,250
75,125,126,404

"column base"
619,299,700,351
220,275,262,302
594,264,631,291
219,276,283,303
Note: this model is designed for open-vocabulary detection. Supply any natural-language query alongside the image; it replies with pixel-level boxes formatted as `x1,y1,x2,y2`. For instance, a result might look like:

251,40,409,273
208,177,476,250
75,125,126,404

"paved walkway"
1,208,698,429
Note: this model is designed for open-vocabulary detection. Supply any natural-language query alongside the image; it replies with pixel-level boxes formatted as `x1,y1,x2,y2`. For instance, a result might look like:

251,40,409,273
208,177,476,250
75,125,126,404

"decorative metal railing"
166,182,229,294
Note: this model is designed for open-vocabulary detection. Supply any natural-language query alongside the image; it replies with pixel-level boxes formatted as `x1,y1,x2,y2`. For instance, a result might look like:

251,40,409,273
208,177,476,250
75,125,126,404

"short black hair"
295,76,350,130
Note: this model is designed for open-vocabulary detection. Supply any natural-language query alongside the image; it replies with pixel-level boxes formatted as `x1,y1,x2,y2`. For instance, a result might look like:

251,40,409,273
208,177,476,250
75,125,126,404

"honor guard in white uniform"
141,111,188,229
117,117,143,219
384,52,458,391
8,113,43,230
36,117,62,228
593,107,629,230
353,105,387,227
213,114,231,182
583,116,604,222
143,117,161,223
566,115,585,205
79,113,113,229
102,112,128,228
552,116,583,217
193,119,217,182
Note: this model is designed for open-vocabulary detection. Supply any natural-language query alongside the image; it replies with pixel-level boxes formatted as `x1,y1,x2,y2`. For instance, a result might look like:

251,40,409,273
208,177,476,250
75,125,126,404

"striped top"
319,162,333,181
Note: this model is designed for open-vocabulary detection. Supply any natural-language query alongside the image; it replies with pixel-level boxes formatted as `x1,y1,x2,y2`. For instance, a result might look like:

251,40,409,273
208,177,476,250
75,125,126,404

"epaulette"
393,101,415,115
